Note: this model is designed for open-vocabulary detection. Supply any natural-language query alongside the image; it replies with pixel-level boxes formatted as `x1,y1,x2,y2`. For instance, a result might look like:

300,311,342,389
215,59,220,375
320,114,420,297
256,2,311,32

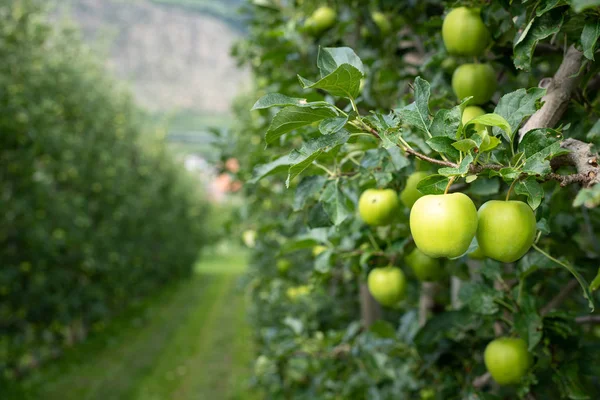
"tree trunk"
359,283,381,328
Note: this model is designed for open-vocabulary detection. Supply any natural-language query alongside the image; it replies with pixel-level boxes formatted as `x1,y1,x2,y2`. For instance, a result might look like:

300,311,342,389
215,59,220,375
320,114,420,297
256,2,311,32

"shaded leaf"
581,20,600,60
395,77,431,137
320,180,353,225
266,105,338,145
494,88,546,138
416,174,449,195
294,175,327,211
514,10,564,71
515,177,544,210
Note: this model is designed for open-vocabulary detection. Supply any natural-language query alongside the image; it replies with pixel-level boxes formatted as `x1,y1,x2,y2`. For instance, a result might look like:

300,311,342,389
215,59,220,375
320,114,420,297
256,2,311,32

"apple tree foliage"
0,0,209,377
223,0,600,398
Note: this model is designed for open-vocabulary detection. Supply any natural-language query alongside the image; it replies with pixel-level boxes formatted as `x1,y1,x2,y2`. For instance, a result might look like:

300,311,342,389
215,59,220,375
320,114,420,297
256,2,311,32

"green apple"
467,246,486,260
306,6,336,33
400,171,428,208
442,7,491,56
405,248,444,282
312,245,328,257
410,193,478,258
484,337,532,385
477,200,537,263
358,188,400,226
452,63,497,105
277,259,291,273
462,106,486,133
242,229,257,248
372,11,392,35
367,266,406,306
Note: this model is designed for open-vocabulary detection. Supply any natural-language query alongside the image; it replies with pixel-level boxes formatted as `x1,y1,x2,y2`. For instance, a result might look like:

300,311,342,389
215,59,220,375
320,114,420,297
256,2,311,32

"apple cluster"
303,6,393,38
442,7,496,106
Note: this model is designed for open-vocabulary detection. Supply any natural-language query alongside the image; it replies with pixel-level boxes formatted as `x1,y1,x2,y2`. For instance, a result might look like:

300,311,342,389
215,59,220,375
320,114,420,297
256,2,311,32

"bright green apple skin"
367,266,406,306
442,7,491,56
312,245,327,257
484,337,532,385
452,63,497,105
400,172,428,208
277,259,291,273
359,188,400,226
477,200,537,263
309,6,336,32
462,105,486,133
405,248,444,282
468,246,486,260
372,11,392,35
410,193,478,258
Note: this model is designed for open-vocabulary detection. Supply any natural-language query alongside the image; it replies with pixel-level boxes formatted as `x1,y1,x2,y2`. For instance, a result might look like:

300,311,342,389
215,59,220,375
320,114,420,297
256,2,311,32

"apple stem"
444,176,456,195
505,179,518,201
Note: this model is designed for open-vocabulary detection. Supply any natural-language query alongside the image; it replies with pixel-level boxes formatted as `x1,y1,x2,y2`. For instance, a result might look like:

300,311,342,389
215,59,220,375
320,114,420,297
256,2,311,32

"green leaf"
319,116,348,135
518,251,559,279
468,177,501,196
369,320,397,339
452,139,478,153
514,10,564,71
514,177,544,210
414,310,474,351
458,283,502,315
590,268,600,292
294,175,327,211
426,136,460,159
570,0,600,13
438,154,473,177
514,310,543,351
298,63,364,99
493,88,546,138
250,154,294,183
519,129,563,176
416,174,449,195
430,100,468,138
252,93,308,110
314,249,333,273
386,147,410,171
553,363,591,400
573,185,600,208
479,135,502,152
537,0,564,16
465,113,512,144
279,238,319,254
286,130,349,187
317,46,365,77
320,180,353,226
266,105,338,145
394,77,431,137
581,20,600,61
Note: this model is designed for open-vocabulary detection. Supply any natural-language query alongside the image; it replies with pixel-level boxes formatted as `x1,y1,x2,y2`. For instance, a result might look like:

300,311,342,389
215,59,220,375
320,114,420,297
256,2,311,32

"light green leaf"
265,105,338,145
317,46,365,77
590,268,600,292
570,0,600,13
319,116,348,135
438,154,474,177
515,177,544,210
494,88,546,137
514,10,564,71
250,154,294,183
252,93,308,110
298,63,364,99
581,20,600,61
294,175,327,211
465,113,512,143
394,77,431,138
452,139,478,153
416,174,449,195
320,180,353,225
573,185,600,208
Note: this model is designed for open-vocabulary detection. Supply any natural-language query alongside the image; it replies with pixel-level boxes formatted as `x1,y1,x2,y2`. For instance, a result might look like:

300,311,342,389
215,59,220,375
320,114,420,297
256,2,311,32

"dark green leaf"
581,20,600,60
320,180,354,225
266,105,338,145
514,311,543,350
468,177,501,196
430,101,465,138
537,0,564,16
250,154,294,183
314,249,333,273
426,136,460,159
319,116,348,135
416,174,449,195
438,154,473,177
298,64,364,99
514,10,564,71
494,88,546,138
515,177,544,210
395,77,431,137
369,320,397,339
459,282,502,315
294,175,327,211
252,93,307,110
570,0,600,13
386,147,410,171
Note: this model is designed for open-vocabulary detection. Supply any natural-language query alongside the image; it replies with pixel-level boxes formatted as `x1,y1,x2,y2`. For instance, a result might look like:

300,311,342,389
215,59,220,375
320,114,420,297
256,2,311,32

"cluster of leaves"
220,0,600,398
0,0,208,377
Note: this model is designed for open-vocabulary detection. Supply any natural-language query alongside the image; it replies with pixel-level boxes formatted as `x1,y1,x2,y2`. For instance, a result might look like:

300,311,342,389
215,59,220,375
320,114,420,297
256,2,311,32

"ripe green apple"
452,63,497,105
400,171,428,208
405,248,444,282
367,266,406,306
410,193,478,258
277,259,291,273
484,337,532,385
358,188,400,226
467,246,486,260
442,7,491,56
312,245,327,257
306,6,336,33
476,200,537,263
372,11,392,35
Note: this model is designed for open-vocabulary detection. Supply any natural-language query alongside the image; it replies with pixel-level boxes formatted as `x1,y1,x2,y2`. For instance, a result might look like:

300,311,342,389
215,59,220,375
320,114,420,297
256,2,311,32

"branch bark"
540,279,579,316
418,282,438,327
359,282,381,328
519,45,584,138
575,315,600,324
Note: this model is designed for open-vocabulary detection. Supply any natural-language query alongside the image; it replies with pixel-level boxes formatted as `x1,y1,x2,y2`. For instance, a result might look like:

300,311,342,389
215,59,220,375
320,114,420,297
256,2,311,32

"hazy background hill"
56,0,248,123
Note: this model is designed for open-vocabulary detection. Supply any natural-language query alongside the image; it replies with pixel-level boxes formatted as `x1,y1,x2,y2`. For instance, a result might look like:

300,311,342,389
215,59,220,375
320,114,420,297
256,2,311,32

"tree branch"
473,372,492,389
540,279,579,316
575,315,600,324
519,45,584,138
418,282,438,327
549,138,600,188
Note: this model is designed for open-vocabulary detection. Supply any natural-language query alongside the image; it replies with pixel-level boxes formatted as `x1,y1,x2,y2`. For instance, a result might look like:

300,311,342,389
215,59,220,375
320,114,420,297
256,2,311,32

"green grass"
9,248,258,400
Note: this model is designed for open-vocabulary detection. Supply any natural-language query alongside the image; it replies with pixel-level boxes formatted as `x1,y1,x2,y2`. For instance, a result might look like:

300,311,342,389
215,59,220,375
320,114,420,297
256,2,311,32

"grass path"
11,250,257,400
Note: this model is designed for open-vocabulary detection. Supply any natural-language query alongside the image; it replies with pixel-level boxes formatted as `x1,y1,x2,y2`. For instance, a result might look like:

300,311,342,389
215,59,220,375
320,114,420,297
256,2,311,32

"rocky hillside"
57,0,248,115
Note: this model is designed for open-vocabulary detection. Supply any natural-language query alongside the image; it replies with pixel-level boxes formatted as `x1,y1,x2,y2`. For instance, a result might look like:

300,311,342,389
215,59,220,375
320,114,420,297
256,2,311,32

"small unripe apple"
405,248,444,282
372,11,392,35
358,188,400,226
400,171,428,208
410,193,478,258
442,7,491,56
462,105,486,132
484,337,532,385
306,6,336,34
452,63,497,105
312,245,327,257
476,200,537,263
277,259,291,273
367,266,406,306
